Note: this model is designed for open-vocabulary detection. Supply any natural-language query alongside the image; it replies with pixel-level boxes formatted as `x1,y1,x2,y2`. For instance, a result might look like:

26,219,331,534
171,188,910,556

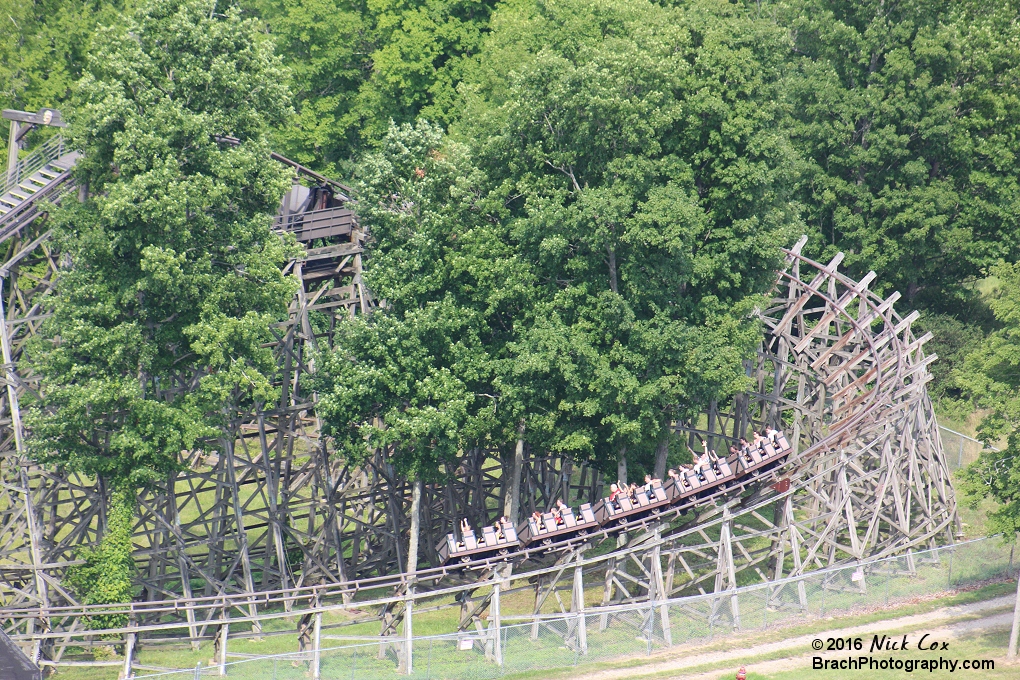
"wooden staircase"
0,135,79,242
0,156,76,217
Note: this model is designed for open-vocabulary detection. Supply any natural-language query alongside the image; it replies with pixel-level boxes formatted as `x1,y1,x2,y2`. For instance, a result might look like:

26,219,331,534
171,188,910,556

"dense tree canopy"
957,262,1020,538
0,0,112,113
244,0,498,174
8,0,1020,574
316,0,801,501
24,0,298,609
452,0,799,473
784,0,1020,312
29,0,296,486
315,122,498,480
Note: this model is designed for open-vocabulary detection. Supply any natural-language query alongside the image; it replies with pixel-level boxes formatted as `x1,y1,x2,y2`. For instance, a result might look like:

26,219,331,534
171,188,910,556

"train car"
665,458,736,504
665,470,700,502
592,480,670,526
517,503,598,548
437,519,519,566
698,458,736,489
437,430,794,567
736,438,792,476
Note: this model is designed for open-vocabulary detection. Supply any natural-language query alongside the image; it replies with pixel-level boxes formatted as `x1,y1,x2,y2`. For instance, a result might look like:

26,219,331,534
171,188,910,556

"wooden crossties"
0,131,956,672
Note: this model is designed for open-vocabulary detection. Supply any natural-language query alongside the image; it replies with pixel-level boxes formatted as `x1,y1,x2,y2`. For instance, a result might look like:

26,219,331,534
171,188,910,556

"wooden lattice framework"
0,134,956,670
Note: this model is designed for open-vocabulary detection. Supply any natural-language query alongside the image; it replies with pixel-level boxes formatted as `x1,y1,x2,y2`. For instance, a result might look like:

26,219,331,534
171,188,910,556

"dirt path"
573,595,1017,680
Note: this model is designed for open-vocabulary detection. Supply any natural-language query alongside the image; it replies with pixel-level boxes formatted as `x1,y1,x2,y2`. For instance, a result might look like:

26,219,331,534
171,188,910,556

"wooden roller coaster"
0,112,956,673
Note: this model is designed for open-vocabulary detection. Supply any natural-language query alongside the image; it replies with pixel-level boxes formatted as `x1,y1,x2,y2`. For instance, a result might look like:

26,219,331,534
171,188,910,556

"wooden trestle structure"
0,120,956,672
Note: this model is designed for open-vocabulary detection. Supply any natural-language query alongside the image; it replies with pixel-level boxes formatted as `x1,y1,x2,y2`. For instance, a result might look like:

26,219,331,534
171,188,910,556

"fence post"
404,590,414,675
194,662,201,680
650,538,672,647
958,436,964,468
312,610,321,680
218,617,229,676
573,558,588,655
122,620,136,680
492,579,503,666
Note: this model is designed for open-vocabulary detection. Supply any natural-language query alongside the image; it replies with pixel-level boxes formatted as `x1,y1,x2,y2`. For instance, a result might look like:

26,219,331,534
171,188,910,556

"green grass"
499,579,1018,680
46,547,1017,680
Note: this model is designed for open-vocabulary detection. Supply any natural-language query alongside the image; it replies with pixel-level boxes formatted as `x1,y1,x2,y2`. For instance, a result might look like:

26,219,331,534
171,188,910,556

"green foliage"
246,0,498,173
64,484,135,629
784,0,1020,305
0,0,116,118
914,312,985,404
26,0,299,487
957,261,1020,539
455,0,800,468
315,121,495,480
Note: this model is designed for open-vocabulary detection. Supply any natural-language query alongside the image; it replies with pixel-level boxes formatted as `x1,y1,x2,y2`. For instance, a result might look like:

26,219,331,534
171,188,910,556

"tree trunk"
607,246,619,294
653,438,669,480
406,480,422,576
504,421,526,523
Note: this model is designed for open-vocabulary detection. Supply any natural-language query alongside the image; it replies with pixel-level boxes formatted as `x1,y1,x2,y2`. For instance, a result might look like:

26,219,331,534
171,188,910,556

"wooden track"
0,134,955,671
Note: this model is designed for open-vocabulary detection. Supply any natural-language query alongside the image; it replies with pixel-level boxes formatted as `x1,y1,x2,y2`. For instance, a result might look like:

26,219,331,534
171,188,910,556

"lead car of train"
437,433,792,566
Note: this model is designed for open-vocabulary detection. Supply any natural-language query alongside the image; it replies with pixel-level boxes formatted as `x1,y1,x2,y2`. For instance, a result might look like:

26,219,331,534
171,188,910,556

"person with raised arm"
690,440,711,473
552,499,567,525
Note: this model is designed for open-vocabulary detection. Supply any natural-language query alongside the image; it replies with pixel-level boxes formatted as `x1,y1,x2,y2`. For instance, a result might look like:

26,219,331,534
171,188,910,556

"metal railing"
2,134,67,198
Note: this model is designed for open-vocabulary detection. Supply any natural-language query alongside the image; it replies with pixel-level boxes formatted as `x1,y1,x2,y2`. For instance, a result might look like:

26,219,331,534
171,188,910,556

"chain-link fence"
129,536,1016,680
940,425,999,469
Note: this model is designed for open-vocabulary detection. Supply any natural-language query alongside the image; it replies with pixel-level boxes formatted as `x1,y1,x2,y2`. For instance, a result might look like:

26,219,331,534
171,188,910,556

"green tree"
957,262,1020,538
314,121,508,569
913,312,985,413
246,0,498,174
457,0,800,478
0,0,119,149
955,260,1020,657
783,0,1020,312
27,0,297,616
